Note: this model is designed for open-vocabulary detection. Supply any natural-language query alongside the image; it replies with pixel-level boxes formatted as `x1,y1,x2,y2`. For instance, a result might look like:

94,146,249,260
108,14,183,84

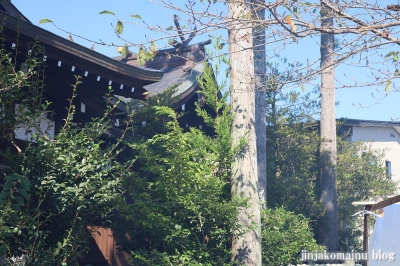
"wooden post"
362,205,371,266
353,196,400,266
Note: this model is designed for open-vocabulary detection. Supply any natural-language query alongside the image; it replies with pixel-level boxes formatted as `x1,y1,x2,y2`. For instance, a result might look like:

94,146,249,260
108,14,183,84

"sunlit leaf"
285,15,297,31
39,19,53,24
385,51,399,62
385,80,392,92
130,14,142,19
150,41,157,53
116,21,124,35
99,10,115,15
385,51,396,58
120,45,129,57
138,47,146,66
300,84,305,92
168,38,176,46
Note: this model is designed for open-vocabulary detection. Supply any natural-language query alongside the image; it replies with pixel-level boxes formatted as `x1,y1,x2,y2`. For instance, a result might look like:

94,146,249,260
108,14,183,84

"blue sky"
11,0,400,122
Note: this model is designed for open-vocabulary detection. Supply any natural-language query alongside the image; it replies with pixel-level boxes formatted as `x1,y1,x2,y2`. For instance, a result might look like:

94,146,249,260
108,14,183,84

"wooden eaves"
0,0,31,23
0,10,164,101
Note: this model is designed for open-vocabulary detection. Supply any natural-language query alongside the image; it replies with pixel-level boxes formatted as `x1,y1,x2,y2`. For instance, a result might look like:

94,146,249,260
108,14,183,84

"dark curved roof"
1,2,164,100
113,40,211,106
1,1,31,23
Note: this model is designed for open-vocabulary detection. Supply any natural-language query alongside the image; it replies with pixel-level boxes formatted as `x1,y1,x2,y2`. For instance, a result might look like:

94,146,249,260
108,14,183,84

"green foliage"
336,139,398,251
266,63,398,253
261,208,323,266
137,46,157,66
127,85,177,137
120,45,129,57
3,119,125,264
0,39,130,264
0,40,48,144
385,51,399,62
119,113,242,265
96,10,159,65
385,79,392,92
3,32,391,264
0,174,31,258
266,87,323,221
38,18,53,24
130,14,142,20
99,10,115,16
116,21,124,34
113,60,244,265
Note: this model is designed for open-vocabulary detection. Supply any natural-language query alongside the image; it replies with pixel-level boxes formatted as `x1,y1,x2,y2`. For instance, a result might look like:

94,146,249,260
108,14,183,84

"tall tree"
41,0,400,259
318,0,339,252
253,0,267,208
229,1,262,264
264,78,398,252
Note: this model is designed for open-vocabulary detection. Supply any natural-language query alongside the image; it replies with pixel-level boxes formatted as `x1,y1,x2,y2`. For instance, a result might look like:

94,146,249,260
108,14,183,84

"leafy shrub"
261,208,324,266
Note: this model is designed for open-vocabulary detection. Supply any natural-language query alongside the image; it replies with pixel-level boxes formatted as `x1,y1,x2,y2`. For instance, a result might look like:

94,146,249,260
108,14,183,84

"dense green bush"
115,109,244,265
261,208,323,266
0,40,130,264
112,61,245,265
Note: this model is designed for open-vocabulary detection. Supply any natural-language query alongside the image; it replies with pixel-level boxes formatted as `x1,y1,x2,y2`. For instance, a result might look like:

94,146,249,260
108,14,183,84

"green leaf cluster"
112,61,244,265
127,84,177,137
336,139,398,250
261,208,323,266
266,87,323,221
0,39,130,264
265,62,398,253
137,45,157,66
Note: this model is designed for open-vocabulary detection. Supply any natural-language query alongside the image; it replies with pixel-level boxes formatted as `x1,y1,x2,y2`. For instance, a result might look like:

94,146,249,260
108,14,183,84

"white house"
339,119,400,183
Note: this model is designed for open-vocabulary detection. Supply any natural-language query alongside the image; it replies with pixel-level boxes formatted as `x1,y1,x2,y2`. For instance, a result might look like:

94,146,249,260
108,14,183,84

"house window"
385,161,392,179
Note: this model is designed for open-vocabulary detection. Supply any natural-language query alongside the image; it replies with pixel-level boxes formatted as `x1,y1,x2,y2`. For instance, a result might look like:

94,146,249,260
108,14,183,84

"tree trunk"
318,0,339,253
253,0,267,209
229,1,262,265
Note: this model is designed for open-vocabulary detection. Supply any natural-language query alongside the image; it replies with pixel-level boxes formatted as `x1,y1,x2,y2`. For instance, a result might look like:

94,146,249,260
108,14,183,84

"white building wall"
14,104,55,142
350,126,400,183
